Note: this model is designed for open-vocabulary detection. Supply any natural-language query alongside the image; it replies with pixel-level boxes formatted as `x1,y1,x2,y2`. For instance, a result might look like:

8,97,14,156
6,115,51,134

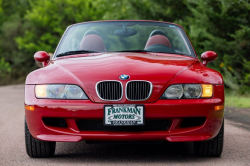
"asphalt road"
0,84,250,166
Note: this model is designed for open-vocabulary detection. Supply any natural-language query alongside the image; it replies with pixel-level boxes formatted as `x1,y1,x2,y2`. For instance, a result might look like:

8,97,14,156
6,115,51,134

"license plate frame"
103,104,145,126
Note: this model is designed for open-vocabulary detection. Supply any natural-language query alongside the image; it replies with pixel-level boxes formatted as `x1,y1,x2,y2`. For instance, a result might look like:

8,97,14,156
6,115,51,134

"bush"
0,57,11,84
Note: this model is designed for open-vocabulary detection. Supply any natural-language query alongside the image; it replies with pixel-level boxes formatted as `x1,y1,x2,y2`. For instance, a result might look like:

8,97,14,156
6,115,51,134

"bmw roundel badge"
119,74,130,80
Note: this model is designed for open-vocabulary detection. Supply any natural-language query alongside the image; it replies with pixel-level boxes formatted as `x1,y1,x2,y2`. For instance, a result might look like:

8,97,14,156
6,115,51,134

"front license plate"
104,104,144,126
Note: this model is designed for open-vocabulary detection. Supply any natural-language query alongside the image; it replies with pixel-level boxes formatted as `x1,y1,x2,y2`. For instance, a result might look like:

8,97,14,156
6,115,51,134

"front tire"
193,120,224,157
25,119,56,158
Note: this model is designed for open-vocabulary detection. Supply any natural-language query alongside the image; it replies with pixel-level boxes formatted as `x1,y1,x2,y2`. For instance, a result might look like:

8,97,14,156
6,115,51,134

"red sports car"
25,20,224,158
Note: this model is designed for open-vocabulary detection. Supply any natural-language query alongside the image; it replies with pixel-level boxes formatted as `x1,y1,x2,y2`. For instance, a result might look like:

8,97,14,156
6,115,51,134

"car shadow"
48,141,219,164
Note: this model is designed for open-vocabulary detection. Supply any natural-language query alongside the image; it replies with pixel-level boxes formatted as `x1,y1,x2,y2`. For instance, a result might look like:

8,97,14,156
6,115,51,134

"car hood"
26,52,220,103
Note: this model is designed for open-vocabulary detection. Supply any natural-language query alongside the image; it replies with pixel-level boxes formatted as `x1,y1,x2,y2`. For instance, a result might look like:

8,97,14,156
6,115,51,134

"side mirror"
34,51,50,67
201,51,217,66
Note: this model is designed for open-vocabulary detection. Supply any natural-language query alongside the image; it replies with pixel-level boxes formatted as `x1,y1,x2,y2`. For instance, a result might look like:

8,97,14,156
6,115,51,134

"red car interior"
79,34,106,52
145,35,172,49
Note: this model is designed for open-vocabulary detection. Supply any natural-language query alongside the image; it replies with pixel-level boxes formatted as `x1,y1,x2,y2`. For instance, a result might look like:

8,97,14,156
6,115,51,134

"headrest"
84,30,100,37
145,35,172,49
79,34,106,52
149,29,167,38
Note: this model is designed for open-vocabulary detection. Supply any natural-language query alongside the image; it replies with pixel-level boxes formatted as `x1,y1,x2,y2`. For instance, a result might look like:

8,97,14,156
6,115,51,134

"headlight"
47,84,65,98
161,84,213,99
162,84,183,99
183,84,202,98
35,84,88,99
65,85,84,99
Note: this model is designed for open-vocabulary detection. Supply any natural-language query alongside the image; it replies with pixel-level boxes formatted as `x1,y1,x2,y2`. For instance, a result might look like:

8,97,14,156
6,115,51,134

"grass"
225,93,250,108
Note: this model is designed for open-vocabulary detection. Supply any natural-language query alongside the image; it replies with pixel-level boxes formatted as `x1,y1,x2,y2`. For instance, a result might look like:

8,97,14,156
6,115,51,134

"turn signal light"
214,105,224,111
201,84,213,98
25,105,34,111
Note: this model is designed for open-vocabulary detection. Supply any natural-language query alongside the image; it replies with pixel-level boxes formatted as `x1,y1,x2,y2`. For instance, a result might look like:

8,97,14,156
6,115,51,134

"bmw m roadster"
25,20,224,158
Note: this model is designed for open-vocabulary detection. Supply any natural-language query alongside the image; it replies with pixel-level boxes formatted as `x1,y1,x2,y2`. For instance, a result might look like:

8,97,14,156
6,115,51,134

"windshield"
54,21,195,58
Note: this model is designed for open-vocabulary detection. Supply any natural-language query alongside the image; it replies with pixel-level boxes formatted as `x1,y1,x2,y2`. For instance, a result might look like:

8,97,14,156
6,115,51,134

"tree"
0,0,31,83
182,0,250,93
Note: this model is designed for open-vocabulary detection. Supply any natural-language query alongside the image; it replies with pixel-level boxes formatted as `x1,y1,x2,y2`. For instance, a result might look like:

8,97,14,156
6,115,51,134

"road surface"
0,85,249,165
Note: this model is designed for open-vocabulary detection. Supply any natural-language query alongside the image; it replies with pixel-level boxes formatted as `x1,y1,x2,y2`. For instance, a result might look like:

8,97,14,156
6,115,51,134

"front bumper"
25,85,224,142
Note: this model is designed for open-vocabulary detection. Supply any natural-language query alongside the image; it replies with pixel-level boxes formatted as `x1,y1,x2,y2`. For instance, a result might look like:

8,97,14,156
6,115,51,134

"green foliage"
14,0,104,79
181,0,250,93
225,91,250,108
16,0,103,53
0,0,249,93
0,0,31,82
118,0,250,94
0,57,11,84
98,0,189,22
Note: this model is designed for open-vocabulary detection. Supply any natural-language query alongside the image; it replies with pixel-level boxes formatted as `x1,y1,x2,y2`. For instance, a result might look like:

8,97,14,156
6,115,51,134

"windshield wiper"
152,51,190,56
118,50,190,56
116,50,152,52
56,50,99,57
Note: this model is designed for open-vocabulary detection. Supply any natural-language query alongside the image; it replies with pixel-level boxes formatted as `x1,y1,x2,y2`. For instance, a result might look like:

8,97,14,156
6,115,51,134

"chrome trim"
125,80,153,101
95,80,123,101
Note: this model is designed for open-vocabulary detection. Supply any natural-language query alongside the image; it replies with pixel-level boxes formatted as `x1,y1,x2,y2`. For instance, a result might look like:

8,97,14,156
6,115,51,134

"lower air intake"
76,120,170,132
